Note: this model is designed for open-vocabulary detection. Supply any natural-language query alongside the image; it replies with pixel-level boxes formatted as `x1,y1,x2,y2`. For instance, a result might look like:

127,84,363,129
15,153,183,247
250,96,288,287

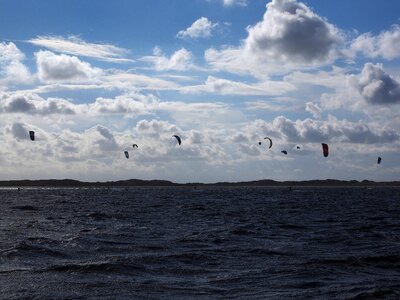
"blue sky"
0,0,399,182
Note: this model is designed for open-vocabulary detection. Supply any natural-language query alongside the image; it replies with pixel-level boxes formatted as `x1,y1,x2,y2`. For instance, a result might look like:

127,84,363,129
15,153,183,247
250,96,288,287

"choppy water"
1,186,400,299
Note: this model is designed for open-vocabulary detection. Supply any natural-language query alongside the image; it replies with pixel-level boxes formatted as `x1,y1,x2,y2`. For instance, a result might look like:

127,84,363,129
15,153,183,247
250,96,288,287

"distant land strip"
0,179,398,187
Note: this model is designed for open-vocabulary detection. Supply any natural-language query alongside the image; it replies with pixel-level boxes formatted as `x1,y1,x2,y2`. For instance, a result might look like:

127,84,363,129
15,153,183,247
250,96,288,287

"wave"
11,205,39,211
1,241,67,258
349,286,400,299
40,260,146,274
308,254,400,268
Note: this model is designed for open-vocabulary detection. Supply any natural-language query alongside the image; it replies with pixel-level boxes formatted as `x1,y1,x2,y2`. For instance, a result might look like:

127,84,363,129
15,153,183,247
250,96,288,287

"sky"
0,0,399,183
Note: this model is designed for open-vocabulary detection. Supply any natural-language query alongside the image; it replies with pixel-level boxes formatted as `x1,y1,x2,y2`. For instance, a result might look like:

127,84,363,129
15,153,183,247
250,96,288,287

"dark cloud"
271,116,399,144
4,95,35,113
0,92,76,115
10,123,30,140
92,125,118,151
351,63,400,105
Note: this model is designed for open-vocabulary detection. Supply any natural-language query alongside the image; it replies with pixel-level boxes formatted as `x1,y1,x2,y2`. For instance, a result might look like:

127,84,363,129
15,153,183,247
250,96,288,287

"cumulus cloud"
348,25,400,60
28,35,133,63
0,42,25,64
0,92,77,115
136,119,179,135
132,119,228,164
305,102,322,119
0,113,398,182
238,144,261,156
0,42,31,85
246,0,340,63
188,130,204,144
350,63,400,105
90,94,154,115
35,50,102,82
247,116,399,144
0,91,149,116
231,133,250,143
86,125,119,152
8,122,32,140
0,91,230,120
205,0,342,76
141,47,194,71
177,17,218,39
89,93,228,117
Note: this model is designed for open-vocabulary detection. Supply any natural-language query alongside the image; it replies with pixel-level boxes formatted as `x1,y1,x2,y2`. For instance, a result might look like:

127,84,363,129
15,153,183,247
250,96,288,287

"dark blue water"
1,187,400,299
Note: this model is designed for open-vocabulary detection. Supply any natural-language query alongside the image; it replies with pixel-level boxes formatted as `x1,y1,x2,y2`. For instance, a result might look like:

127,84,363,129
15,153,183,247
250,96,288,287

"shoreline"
0,179,398,188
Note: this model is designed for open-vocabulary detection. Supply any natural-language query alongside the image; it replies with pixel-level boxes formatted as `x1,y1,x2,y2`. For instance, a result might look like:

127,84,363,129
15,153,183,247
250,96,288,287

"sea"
0,186,400,299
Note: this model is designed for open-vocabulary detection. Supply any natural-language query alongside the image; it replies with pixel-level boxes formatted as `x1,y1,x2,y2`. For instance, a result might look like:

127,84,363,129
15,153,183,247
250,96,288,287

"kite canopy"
264,137,272,149
377,157,382,164
29,131,35,141
281,150,288,155
321,143,329,157
173,135,181,145
132,144,138,148
124,151,129,159
296,146,300,149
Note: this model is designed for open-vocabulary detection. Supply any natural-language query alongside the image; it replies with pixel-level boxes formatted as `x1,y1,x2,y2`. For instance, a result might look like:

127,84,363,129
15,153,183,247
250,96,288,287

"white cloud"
141,47,194,71
177,17,218,39
206,0,248,7
86,125,119,152
246,116,399,144
132,119,229,164
283,66,349,90
246,0,340,63
35,51,102,83
222,0,248,7
20,69,181,94
0,91,229,122
245,99,300,112
8,122,32,140
0,92,77,115
28,35,133,63
182,75,295,96
0,42,24,63
158,100,227,112
305,102,322,119
350,63,400,105
103,70,180,91
0,113,398,182
0,42,32,85
90,94,154,115
205,0,342,77
348,25,400,60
